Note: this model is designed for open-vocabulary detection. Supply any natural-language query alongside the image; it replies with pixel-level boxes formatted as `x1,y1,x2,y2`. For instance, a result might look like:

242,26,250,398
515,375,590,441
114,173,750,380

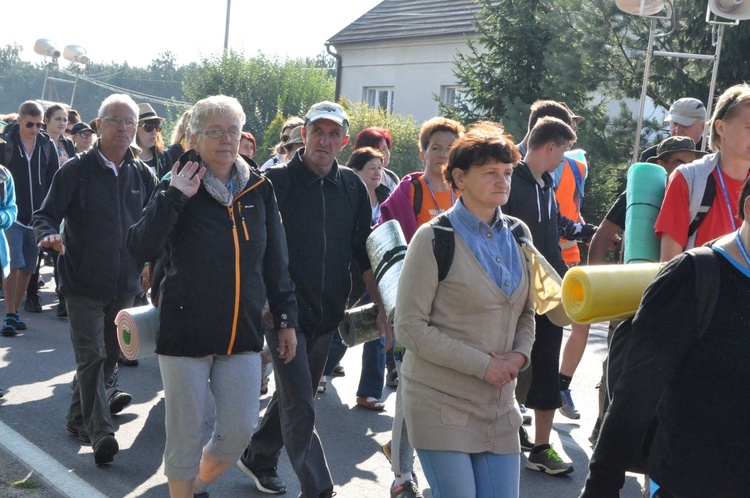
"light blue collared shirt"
446,198,523,296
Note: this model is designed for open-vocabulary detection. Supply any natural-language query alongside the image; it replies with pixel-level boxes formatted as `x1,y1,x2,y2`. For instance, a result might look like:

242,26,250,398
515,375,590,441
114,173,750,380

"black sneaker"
391,480,422,498
332,365,345,377
56,296,68,318
385,369,399,387
526,444,573,475
519,426,535,452
108,389,133,414
237,458,287,494
118,353,139,367
589,418,602,446
24,295,42,313
93,434,118,465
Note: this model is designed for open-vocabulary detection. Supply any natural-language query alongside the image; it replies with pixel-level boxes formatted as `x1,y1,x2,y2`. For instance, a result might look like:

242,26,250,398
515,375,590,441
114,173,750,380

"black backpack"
604,245,720,474
431,213,526,281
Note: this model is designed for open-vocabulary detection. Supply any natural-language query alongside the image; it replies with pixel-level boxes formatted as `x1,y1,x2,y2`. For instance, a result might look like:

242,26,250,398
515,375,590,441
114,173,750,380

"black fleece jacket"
33,145,157,300
265,148,372,337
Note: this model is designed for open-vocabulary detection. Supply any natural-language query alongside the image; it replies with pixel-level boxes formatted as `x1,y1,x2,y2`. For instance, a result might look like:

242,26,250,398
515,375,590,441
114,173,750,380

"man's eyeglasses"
103,116,138,128
140,123,162,133
20,118,43,129
201,129,241,141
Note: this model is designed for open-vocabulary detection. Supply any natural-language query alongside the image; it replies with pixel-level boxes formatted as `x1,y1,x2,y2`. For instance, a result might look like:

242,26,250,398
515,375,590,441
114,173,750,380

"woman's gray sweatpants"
158,352,261,481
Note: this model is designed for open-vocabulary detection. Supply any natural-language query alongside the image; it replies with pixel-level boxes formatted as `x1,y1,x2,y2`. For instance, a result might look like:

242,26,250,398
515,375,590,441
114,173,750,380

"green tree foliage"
0,44,45,115
446,0,750,225
339,101,422,179
183,51,335,149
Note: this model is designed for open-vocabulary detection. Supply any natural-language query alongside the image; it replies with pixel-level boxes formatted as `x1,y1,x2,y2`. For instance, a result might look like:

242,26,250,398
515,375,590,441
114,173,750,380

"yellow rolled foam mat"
561,263,664,324
115,305,159,360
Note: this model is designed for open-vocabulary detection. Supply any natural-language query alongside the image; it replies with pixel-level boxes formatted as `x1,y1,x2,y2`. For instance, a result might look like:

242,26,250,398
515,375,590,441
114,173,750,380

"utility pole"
224,0,232,51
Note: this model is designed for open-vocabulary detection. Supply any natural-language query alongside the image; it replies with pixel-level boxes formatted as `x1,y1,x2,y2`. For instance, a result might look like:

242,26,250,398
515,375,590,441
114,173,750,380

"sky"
4,0,383,67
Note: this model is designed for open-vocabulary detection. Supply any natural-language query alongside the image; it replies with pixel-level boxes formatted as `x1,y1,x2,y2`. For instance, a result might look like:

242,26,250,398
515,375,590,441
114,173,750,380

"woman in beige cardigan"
395,123,535,498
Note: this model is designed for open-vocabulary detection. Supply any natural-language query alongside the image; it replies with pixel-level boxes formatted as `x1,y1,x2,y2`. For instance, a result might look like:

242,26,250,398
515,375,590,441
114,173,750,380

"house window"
365,87,394,113
440,85,462,108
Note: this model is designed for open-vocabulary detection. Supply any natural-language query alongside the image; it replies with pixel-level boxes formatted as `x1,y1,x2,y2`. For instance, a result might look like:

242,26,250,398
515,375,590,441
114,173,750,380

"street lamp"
33,39,90,106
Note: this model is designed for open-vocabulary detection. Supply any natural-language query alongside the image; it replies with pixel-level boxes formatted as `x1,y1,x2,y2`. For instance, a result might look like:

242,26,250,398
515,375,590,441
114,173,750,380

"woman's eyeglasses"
140,123,163,133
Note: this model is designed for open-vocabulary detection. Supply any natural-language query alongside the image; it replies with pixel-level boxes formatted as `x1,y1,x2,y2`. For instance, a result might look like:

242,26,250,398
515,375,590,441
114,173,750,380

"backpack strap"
504,215,526,246
565,157,585,207
432,214,455,282
687,245,720,338
338,166,362,213
264,165,291,208
687,173,716,239
411,177,423,217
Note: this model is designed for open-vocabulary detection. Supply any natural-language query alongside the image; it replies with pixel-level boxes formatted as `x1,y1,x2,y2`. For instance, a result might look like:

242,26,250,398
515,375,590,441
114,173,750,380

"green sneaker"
526,444,574,475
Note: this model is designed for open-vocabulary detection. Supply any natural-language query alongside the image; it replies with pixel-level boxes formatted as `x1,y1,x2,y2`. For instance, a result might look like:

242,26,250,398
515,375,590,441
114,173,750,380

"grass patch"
11,472,41,489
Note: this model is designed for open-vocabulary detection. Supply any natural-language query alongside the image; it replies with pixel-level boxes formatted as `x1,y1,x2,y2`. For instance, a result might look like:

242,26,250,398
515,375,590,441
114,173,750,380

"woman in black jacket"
127,95,298,498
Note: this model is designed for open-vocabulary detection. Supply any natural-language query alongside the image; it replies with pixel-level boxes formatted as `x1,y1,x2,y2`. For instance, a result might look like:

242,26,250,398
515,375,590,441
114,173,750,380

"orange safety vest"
556,157,586,265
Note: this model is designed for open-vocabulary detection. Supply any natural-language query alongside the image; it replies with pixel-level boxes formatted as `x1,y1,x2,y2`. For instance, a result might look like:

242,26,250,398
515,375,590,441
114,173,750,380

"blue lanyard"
371,202,381,226
423,176,455,214
735,231,750,268
716,165,738,231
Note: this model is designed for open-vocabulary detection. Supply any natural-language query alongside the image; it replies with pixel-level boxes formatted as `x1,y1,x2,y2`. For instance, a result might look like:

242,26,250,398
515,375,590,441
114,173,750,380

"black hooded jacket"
0,122,59,226
504,161,568,277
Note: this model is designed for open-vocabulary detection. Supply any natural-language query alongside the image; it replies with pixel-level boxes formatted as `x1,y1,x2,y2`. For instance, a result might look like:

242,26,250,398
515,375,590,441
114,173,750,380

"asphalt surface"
0,266,645,497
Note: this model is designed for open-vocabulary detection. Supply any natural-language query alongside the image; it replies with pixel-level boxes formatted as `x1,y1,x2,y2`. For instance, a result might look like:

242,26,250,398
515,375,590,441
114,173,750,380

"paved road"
0,266,644,497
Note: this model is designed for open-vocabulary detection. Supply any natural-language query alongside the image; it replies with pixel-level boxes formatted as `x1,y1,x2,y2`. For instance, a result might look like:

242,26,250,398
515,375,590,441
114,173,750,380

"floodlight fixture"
63,45,89,65
709,0,750,20
615,0,665,16
33,39,61,59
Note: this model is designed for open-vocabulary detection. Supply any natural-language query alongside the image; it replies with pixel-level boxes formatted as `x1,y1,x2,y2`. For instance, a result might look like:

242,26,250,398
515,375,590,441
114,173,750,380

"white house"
326,0,484,123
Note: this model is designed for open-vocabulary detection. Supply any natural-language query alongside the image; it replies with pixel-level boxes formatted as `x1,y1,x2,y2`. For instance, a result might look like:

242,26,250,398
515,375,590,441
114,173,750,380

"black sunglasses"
24,121,43,129
141,123,162,133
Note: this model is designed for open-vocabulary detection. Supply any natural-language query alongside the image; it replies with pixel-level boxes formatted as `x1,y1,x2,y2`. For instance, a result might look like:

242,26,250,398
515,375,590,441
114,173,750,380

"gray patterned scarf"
201,156,251,206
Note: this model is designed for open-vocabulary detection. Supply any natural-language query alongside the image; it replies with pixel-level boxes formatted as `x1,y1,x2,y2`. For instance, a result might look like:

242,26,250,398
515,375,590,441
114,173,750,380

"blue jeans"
416,449,520,498
356,337,386,399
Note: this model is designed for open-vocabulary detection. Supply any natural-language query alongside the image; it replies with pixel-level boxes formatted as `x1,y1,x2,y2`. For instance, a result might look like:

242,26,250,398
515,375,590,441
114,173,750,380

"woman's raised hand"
169,161,205,198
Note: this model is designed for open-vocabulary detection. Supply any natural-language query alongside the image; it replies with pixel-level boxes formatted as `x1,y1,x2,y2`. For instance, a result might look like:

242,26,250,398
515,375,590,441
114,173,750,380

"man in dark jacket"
34,94,157,466
0,101,59,336
237,101,391,498
504,117,580,476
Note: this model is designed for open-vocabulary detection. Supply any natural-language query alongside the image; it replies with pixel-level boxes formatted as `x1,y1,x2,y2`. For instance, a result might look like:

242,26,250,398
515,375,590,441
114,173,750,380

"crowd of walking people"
1,81,749,498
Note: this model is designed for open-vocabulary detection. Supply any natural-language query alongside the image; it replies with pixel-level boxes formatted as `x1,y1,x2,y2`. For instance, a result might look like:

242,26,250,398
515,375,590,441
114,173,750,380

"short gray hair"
189,95,246,137
98,94,139,120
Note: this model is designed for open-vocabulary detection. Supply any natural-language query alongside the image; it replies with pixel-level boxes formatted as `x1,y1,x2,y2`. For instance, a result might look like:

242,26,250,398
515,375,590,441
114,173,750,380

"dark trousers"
243,328,335,497
65,294,134,443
